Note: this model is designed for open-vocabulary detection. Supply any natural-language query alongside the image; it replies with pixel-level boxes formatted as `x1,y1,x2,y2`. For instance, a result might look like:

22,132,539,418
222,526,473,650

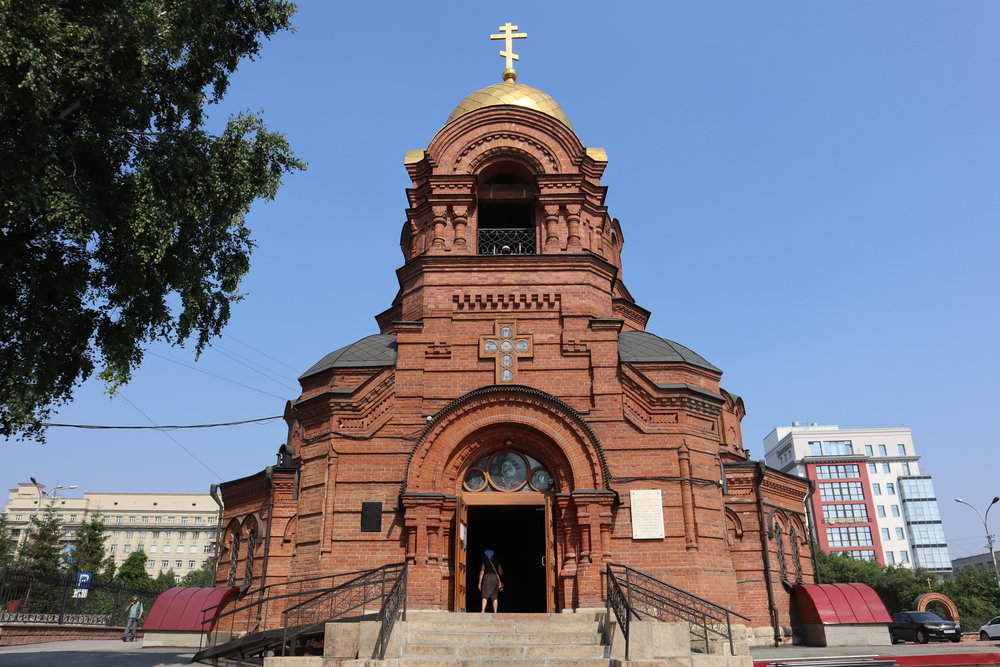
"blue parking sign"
75,572,92,589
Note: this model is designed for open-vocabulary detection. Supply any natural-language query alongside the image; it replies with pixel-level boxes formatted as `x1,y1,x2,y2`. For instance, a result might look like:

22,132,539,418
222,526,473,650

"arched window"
227,530,241,587
772,517,788,584
243,528,258,589
790,526,803,584
476,165,536,255
462,450,553,493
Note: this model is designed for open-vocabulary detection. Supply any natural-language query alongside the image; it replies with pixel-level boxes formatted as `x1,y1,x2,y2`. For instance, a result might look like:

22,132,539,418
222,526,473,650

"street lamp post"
954,496,1000,595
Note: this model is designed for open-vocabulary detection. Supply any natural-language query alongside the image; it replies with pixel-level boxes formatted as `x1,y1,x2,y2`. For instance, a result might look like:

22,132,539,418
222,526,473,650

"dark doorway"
465,504,546,613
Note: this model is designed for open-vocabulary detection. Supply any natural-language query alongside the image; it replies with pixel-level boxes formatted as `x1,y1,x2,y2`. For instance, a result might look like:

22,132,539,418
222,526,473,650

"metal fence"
0,568,160,627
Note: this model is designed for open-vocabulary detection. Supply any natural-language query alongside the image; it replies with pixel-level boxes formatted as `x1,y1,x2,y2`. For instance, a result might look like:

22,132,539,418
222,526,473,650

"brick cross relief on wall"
479,321,533,384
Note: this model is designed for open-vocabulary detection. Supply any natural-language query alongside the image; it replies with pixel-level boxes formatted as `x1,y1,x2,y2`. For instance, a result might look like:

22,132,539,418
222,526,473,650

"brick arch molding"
402,384,609,495
913,592,960,624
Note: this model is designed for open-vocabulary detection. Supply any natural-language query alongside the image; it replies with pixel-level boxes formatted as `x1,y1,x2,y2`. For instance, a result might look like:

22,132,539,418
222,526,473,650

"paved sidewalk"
751,637,1000,663
0,639,194,666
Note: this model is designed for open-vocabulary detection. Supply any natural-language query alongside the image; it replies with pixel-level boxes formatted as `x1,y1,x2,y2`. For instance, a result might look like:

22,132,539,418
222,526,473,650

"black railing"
281,562,406,656
373,564,407,659
478,228,535,255
606,563,751,657
0,567,159,627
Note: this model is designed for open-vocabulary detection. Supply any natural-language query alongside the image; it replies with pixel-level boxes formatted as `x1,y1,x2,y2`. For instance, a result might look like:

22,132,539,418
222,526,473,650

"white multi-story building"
2,482,220,580
763,424,951,575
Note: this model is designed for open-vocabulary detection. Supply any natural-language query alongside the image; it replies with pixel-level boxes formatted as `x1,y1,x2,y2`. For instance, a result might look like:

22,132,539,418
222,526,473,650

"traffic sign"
75,572,92,589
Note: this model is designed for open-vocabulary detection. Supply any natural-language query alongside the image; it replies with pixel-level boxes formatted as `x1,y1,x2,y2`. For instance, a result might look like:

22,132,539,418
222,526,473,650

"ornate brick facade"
215,77,814,640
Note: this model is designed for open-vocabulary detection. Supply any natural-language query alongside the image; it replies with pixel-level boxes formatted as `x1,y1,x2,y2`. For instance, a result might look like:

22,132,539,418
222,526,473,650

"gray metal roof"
618,331,721,373
299,334,398,379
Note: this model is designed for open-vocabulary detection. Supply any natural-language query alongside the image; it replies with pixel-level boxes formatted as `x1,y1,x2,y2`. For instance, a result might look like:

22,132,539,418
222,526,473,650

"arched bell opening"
475,160,537,256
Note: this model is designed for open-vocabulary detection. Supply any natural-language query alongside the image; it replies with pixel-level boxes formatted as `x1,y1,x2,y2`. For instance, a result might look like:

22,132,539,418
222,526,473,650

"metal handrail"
606,563,750,656
280,563,406,656
373,564,407,659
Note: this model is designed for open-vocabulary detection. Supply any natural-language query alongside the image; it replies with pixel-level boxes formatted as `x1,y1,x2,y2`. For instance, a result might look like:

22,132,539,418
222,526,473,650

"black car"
888,611,962,644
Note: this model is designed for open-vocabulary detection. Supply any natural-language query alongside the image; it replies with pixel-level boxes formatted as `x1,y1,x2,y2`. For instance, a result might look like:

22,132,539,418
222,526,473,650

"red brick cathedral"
217,36,813,641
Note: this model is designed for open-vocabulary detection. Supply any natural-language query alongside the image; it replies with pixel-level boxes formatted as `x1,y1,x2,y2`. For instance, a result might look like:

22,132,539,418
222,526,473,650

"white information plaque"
630,489,665,539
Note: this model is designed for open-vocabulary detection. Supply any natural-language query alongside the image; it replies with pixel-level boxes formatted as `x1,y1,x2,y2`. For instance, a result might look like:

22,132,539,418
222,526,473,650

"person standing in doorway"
478,549,503,613
122,595,144,641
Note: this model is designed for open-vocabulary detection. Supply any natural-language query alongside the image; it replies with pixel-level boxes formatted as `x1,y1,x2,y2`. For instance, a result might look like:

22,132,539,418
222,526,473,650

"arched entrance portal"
400,386,613,613
455,449,555,612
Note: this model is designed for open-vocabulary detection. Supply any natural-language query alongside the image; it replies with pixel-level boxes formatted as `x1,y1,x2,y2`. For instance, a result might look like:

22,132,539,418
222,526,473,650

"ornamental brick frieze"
425,341,452,358
619,371,724,433
458,132,559,172
452,292,561,311
612,298,650,330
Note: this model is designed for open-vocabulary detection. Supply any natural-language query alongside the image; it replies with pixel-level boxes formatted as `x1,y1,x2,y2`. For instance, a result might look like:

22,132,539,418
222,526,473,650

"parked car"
888,611,962,644
980,616,1000,640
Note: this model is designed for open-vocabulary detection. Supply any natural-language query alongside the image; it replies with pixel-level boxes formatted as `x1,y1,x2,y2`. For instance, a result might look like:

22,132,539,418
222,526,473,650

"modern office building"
763,424,951,575
2,482,220,580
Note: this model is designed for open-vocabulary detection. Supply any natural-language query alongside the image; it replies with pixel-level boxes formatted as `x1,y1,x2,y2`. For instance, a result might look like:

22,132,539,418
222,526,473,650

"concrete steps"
392,612,610,667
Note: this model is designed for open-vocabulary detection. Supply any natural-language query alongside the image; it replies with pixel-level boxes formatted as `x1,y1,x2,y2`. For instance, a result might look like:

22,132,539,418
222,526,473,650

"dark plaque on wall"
361,502,382,533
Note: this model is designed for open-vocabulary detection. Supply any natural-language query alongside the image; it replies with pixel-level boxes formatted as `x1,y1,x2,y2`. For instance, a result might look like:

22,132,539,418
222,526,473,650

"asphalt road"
0,640,194,666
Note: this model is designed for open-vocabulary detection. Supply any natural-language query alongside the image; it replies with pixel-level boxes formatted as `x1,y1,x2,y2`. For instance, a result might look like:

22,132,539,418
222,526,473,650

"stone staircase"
374,611,609,666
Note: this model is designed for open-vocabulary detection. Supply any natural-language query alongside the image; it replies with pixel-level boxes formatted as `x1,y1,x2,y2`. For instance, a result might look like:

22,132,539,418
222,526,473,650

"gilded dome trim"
447,82,573,129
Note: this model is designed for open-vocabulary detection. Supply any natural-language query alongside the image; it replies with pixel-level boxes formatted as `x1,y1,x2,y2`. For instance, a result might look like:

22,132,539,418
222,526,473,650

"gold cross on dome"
490,22,527,80
479,321,533,384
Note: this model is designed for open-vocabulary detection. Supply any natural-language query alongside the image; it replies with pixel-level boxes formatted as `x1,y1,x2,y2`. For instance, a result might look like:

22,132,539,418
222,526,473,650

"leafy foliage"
940,565,1000,629
0,513,16,569
69,513,107,575
0,0,305,440
115,550,154,586
155,568,178,591
19,505,65,575
179,557,216,588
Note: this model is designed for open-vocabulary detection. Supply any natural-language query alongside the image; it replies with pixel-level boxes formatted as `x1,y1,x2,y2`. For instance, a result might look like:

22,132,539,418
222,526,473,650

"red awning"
144,586,240,632
793,583,892,625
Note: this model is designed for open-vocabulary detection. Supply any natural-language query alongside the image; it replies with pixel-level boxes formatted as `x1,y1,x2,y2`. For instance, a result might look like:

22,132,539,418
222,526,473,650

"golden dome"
447,82,573,129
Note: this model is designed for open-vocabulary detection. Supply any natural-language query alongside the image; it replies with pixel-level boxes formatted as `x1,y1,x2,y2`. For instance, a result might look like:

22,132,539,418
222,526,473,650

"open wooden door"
453,495,468,611
544,494,556,612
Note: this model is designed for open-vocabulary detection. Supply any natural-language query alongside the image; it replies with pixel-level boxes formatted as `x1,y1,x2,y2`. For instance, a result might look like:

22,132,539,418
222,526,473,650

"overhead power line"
41,416,283,430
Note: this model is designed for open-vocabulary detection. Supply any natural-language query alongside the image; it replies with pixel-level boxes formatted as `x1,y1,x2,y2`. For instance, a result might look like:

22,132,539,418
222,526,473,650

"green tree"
155,568,178,592
941,565,1000,628
69,513,107,575
814,549,933,613
20,505,65,576
115,550,154,587
0,0,305,440
180,557,216,588
0,514,16,569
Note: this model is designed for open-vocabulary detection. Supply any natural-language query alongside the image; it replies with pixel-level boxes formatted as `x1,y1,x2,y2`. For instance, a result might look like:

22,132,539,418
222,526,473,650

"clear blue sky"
5,2,999,559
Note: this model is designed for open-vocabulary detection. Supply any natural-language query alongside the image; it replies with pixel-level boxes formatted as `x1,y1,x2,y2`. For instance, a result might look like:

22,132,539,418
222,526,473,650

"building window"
151,545,158,553
820,482,865,501
832,549,877,561
476,172,536,256
164,545,171,553
126,531,133,538
146,560,154,568
115,517,123,524
177,545,185,554
182,517,189,525
910,523,947,545
809,440,853,456
878,445,887,456
896,527,905,540
902,462,911,475
69,514,77,522
143,516,149,523
868,463,877,474
887,551,895,564
139,531,146,538
114,531,121,538
204,544,214,553
882,463,891,473
155,517,162,524
195,516,202,524
898,444,907,455
816,465,860,479
873,484,882,495
887,483,896,495
900,551,910,564
129,516,136,523
188,560,196,568
877,505,886,518
123,544,131,553
137,543,144,550
14,514,22,521
900,478,937,500
166,531,174,538
826,526,874,547
110,544,117,553
161,560,169,568
175,560,182,568
881,527,890,540
864,445,873,456
891,505,900,517
822,504,869,524
168,516,174,523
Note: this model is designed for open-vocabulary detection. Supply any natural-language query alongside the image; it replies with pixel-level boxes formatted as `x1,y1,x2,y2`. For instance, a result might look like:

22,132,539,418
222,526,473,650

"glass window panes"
887,551,895,564
464,450,553,494
914,547,951,569
819,482,865,501
873,483,881,495
900,551,909,563
900,478,936,500
826,526,873,547
904,501,939,521
877,505,886,518
882,463,891,473
887,483,895,495
891,505,900,517
868,463,877,474
898,444,907,455
881,527,890,540
878,445,887,456
901,462,911,475
822,504,869,524
816,465,860,479
489,452,528,490
832,549,877,561
895,527,905,540
864,445,874,456
909,523,947,545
